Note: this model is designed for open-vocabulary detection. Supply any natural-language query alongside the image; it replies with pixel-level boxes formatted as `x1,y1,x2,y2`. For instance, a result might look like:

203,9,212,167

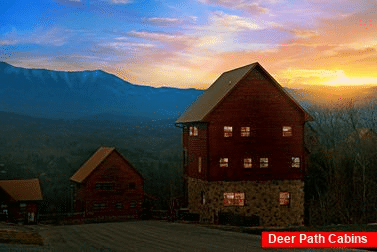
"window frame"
241,127,251,137
224,192,245,206
260,157,269,168
189,126,198,136
279,192,291,207
243,158,252,168
95,183,114,190
283,126,292,137
219,158,229,167
130,200,137,208
93,203,107,210
224,126,233,137
292,157,300,168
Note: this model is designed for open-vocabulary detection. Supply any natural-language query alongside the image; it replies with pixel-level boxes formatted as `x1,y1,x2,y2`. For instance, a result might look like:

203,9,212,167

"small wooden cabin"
70,147,144,218
0,178,43,224
175,62,313,226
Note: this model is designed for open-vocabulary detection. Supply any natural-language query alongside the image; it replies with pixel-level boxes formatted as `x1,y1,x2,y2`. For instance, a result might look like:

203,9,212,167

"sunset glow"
1,0,376,89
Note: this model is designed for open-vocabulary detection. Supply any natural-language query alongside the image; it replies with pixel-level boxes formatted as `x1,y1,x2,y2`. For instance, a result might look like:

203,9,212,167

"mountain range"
0,62,203,120
1,61,377,120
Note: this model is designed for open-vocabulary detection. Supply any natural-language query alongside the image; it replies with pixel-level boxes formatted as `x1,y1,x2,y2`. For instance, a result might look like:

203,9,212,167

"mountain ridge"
0,61,204,119
1,61,377,120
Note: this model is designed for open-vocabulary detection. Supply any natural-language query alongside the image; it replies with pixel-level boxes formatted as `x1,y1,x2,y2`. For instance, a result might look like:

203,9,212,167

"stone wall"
187,178,304,226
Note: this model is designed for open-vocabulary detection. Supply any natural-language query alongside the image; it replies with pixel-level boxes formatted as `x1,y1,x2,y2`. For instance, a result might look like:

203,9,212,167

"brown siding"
204,68,306,181
183,123,209,180
74,151,144,217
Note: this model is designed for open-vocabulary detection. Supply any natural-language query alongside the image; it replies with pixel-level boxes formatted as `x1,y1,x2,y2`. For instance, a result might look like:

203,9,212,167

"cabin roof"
70,147,144,183
0,178,43,201
176,62,313,124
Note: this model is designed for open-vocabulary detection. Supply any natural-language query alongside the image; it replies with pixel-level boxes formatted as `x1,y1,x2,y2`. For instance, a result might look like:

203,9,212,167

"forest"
1,99,377,225
0,112,184,212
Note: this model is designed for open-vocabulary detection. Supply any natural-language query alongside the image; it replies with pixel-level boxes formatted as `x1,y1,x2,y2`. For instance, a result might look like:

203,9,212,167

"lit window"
220,158,228,167
244,158,252,168
241,127,250,137
280,192,290,206
224,192,245,206
260,158,269,168
189,126,198,136
198,157,202,173
283,126,292,137
224,126,233,137
292,157,300,168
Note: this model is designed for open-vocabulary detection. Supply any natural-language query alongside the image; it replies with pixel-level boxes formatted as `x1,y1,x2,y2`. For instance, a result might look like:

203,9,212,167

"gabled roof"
70,147,144,183
0,178,43,201
176,62,313,123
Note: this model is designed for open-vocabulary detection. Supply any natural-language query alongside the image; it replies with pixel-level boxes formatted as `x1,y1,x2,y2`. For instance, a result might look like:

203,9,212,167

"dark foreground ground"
0,220,371,252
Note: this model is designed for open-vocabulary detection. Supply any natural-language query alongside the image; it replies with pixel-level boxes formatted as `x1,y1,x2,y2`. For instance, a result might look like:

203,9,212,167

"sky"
0,0,377,89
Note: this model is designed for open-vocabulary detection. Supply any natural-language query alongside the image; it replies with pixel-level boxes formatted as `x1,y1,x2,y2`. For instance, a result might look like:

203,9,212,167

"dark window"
93,203,106,210
280,192,290,206
129,182,136,189
96,183,114,190
130,201,137,208
115,202,123,209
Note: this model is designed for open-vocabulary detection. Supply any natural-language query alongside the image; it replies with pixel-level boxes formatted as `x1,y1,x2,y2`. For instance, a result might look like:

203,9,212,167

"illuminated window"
283,126,292,137
189,126,198,136
292,157,300,168
260,158,269,168
224,126,233,137
241,127,250,137
220,158,228,167
244,158,252,168
280,192,290,206
198,157,202,173
224,192,245,206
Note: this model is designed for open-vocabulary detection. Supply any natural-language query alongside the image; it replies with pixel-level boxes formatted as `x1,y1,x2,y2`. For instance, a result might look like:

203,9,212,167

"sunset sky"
1,0,376,89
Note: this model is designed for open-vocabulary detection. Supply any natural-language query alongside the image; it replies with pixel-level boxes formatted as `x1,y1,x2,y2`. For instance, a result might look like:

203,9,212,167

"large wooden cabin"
70,147,144,219
175,62,313,226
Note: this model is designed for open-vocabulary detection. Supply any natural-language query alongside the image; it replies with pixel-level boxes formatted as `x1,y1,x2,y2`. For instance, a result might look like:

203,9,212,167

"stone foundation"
187,178,304,226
